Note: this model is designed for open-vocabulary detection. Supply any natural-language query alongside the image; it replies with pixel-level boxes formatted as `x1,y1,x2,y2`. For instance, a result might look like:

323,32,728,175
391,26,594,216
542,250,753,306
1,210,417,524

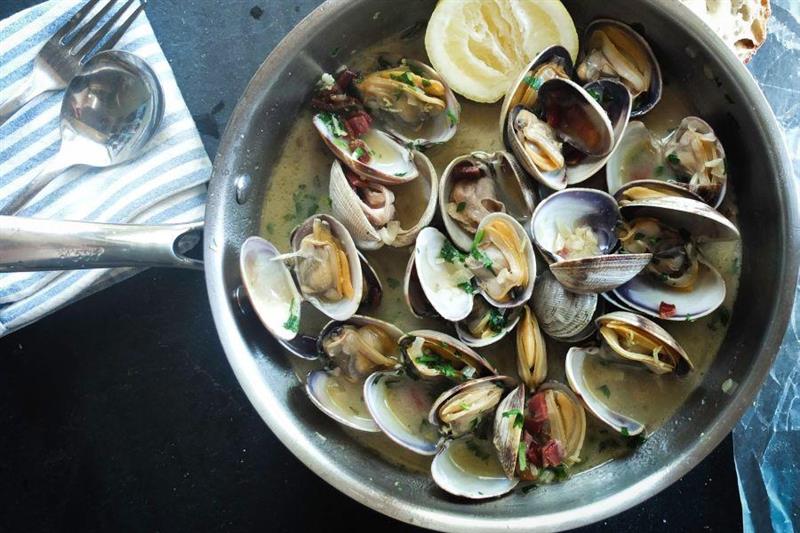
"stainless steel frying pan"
1,0,797,530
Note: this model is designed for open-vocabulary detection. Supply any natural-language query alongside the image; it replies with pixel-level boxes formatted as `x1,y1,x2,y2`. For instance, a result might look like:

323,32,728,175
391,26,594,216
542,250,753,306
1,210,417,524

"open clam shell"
498,45,574,131
566,79,632,185
493,382,586,482
402,251,438,319
357,58,460,149
431,436,519,499
363,370,447,455
564,346,645,436
412,227,475,321
469,212,537,308
611,258,726,321
618,195,740,242
400,329,498,381
596,311,693,374
290,214,364,321
330,151,438,250
663,116,727,207
305,315,404,432
576,19,663,116
605,121,669,193
439,151,536,251
240,236,303,342
455,296,522,348
530,188,651,294
312,112,419,185
429,375,514,438
531,270,599,342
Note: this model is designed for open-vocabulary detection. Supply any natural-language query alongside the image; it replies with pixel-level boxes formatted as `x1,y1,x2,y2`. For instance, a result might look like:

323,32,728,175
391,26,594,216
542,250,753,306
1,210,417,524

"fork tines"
56,0,147,61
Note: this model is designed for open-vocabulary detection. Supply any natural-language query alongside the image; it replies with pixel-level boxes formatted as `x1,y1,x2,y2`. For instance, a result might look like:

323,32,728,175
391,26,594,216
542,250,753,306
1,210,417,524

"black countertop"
0,1,742,531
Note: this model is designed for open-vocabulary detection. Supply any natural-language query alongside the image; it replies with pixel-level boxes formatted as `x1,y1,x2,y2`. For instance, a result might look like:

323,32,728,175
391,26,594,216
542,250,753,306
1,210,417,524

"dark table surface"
0,1,743,531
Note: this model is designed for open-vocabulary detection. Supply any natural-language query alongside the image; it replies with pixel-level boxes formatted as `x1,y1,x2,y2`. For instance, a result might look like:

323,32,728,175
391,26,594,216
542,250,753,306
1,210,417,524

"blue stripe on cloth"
0,0,211,335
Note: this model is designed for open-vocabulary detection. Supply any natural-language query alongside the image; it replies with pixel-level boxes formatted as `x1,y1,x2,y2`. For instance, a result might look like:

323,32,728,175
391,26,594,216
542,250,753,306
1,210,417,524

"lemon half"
425,0,579,103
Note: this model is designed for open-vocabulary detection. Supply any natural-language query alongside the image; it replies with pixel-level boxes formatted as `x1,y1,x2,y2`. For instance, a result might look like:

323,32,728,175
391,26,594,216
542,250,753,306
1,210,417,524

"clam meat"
445,160,506,235
296,218,356,303
618,218,700,289
321,323,399,381
663,117,727,207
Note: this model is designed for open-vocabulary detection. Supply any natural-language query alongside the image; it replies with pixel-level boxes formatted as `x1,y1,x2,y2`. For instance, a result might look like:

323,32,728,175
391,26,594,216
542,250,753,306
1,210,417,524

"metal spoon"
0,50,164,216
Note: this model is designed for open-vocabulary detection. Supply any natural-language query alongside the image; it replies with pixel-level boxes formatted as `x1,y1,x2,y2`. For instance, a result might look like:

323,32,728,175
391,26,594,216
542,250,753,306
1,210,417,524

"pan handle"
0,216,204,272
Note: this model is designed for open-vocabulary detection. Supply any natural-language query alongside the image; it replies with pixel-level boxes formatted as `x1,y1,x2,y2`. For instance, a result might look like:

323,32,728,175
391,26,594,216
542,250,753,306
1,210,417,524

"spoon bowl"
1,50,164,215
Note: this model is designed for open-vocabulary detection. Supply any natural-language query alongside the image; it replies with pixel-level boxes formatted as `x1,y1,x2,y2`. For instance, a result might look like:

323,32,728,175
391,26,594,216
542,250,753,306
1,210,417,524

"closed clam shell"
516,305,547,388
596,311,693,374
330,151,438,250
290,214,364,321
532,270,598,341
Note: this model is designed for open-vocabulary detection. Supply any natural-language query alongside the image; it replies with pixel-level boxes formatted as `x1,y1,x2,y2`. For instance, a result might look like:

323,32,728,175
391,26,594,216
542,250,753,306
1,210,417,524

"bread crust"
679,0,771,63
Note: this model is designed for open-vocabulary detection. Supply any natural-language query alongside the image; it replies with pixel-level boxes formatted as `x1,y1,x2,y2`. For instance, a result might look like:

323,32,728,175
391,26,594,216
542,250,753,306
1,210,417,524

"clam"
493,382,586,482
530,188,652,294
606,121,672,194
240,215,371,352
400,329,497,381
531,270,598,342
428,375,519,499
504,78,615,191
429,375,513,438
663,117,727,207
612,195,739,320
305,315,403,432
595,311,693,375
439,151,535,251
564,346,645,436
312,110,420,185
614,179,705,203
355,57,460,148
455,296,522,348
575,19,662,116
498,45,574,130
516,305,547,388
409,213,536,321
290,215,364,320
329,151,438,250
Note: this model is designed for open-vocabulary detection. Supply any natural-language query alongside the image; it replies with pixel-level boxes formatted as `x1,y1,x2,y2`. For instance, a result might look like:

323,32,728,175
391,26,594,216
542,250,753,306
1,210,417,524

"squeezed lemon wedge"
425,0,579,103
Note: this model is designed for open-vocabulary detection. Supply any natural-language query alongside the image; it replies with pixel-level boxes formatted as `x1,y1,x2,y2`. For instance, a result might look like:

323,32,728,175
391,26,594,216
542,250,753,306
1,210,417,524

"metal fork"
0,0,146,127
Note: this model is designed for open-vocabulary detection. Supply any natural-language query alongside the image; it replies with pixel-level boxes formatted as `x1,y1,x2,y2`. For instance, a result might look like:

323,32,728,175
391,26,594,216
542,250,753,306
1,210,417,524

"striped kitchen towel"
0,0,211,337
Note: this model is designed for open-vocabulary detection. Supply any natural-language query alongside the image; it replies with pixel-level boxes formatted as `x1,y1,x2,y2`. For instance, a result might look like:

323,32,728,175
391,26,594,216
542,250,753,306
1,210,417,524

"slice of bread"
678,0,771,63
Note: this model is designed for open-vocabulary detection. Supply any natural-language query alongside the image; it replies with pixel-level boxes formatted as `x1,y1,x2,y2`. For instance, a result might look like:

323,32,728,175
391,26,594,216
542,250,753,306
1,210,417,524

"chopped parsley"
386,277,401,290
446,108,458,127
283,299,300,333
597,384,611,399
546,465,569,481
394,172,407,177
587,87,602,102
459,401,472,410
390,71,416,87
466,439,490,461
422,78,431,87
522,75,543,90
329,46,341,57
285,188,320,223
620,426,630,437
518,441,528,471
667,153,680,165
456,201,466,212
521,484,538,494
625,434,648,448
318,111,347,137
416,351,457,378
439,240,467,263
487,308,507,333
325,196,333,208
352,146,367,160
470,229,493,269
266,222,275,235
654,165,665,177
502,408,524,429
458,281,475,294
